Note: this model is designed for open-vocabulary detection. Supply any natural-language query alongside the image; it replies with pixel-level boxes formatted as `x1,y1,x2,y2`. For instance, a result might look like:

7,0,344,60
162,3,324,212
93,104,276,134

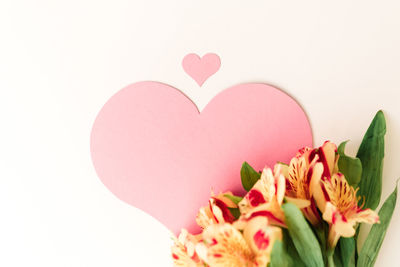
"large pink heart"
90,82,312,234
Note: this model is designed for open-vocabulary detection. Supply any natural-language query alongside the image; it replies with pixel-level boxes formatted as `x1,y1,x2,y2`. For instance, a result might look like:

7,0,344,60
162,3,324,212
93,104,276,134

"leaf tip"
374,110,387,130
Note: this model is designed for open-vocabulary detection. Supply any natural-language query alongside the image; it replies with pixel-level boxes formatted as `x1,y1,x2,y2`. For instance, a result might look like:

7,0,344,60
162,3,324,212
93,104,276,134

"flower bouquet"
171,111,398,267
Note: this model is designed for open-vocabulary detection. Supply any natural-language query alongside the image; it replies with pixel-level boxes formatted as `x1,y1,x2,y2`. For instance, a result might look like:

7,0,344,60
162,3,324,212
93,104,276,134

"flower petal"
236,202,286,229
243,217,282,266
317,141,337,179
309,162,324,197
196,206,216,228
354,208,380,224
285,196,311,209
201,224,255,266
196,192,238,228
275,168,286,205
274,162,289,177
239,167,280,215
172,230,204,266
211,197,235,224
323,202,355,247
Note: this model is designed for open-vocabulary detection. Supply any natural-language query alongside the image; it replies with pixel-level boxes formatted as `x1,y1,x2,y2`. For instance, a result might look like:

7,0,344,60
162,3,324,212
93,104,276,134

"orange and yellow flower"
311,141,340,210
277,146,324,225
171,229,204,267
238,166,285,225
320,173,379,247
278,141,339,225
197,218,282,267
196,192,238,229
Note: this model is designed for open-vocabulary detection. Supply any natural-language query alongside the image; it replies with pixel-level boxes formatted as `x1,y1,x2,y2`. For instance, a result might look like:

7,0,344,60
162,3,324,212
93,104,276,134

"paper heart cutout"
182,53,221,86
90,82,312,234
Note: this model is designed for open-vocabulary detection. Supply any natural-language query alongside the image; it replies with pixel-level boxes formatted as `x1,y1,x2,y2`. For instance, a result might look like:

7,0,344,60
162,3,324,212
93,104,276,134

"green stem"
314,224,330,266
327,249,335,267
314,224,326,247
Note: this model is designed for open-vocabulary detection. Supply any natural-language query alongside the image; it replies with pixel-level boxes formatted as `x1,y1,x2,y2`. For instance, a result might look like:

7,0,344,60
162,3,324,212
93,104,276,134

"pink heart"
90,82,312,234
182,53,221,86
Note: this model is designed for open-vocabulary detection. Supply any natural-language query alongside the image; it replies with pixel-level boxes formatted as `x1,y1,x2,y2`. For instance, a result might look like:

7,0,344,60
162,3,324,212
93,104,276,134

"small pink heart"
182,53,221,86
90,82,312,234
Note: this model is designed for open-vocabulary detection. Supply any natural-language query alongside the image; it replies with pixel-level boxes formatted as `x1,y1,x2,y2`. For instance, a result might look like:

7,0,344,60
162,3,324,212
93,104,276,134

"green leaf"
356,110,386,210
283,203,324,267
284,229,307,267
270,241,292,267
227,207,240,220
269,230,306,267
240,161,261,191
223,194,243,205
337,141,362,188
338,237,356,267
357,184,398,267
334,249,344,267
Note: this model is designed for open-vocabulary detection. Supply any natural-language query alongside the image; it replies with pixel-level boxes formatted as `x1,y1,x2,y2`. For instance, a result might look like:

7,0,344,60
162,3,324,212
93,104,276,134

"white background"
1,1,400,266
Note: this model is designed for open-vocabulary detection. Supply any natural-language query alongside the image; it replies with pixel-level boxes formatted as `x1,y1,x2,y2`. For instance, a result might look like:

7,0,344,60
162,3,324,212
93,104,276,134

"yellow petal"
196,193,238,228
275,170,286,205
196,206,216,229
312,180,329,214
210,199,226,223
323,202,356,247
333,219,356,238
285,196,311,209
275,162,289,177
201,224,255,266
309,162,324,197
243,217,282,266
172,231,203,267
353,208,380,224
322,201,337,224
320,141,337,177
236,202,286,229
261,168,276,200
239,167,277,215
194,243,208,264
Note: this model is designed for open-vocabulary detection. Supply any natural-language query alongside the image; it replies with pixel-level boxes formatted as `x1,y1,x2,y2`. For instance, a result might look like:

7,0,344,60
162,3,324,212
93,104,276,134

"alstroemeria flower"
171,229,204,267
277,147,324,225
320,173,379,248
196,192,238,229
238,166,285,217
197,218,282,267
292,141,342,220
